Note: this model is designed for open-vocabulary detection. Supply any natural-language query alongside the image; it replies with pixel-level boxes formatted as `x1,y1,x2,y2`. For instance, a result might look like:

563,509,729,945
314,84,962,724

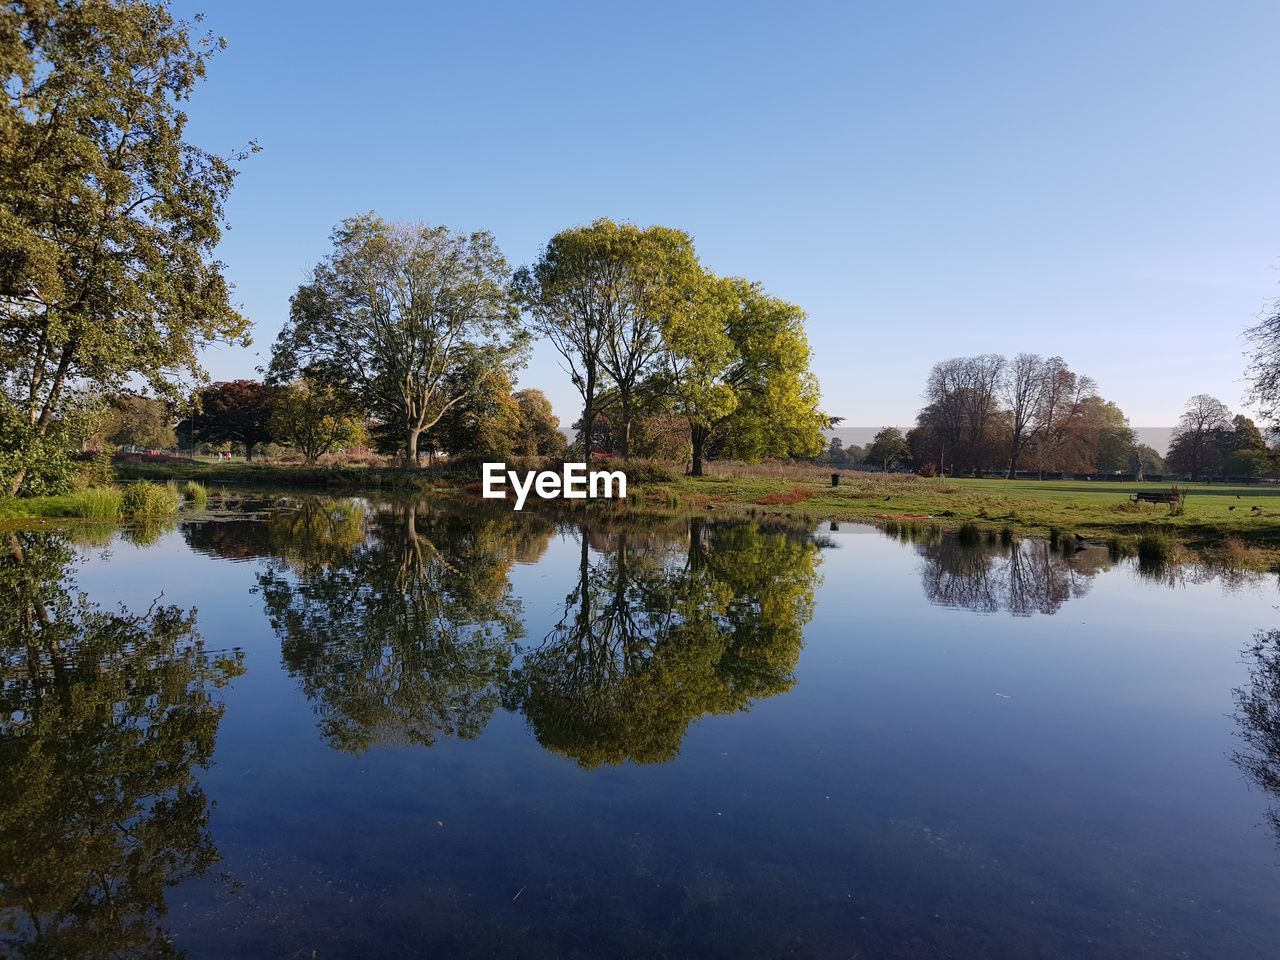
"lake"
3,495,1280,959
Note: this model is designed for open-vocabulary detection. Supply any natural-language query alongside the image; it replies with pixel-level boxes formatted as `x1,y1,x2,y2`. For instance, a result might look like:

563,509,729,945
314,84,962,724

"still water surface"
4,495,1280,958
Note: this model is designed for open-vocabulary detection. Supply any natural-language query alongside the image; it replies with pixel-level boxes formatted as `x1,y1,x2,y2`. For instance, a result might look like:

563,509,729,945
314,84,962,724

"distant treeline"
819,354,1274,480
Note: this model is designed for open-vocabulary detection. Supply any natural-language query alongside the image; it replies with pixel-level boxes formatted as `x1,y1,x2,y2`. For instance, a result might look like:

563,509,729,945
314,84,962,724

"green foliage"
515,219,688,457
269,379,366,464
662,276,827,473
0,1,251,495
74,450,115,489
0,402,75,496
867,426,912,471
273,214,526,462
513,389,568,457
93,396,176,450
120,481,180,518
182,380,281,461
68,486,123,520
181,480,208,508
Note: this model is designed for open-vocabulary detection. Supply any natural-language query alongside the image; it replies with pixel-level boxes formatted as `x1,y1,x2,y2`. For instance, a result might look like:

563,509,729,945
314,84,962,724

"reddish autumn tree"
186,380,280,461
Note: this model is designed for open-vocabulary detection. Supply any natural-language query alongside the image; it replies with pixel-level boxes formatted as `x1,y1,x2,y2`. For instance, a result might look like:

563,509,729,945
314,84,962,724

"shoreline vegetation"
7,457,1280,571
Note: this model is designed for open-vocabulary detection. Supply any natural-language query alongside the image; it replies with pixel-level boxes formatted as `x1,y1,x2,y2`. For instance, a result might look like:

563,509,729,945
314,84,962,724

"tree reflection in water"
505,518,823,768
1233,629,1280,841
255,503,553,753
0,532,242,959
917,535,1114,615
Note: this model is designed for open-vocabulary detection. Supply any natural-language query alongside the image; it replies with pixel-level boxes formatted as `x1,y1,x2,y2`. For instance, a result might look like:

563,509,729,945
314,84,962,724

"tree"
0,1,252,495
662,276,826,475
513,389,567,457
867,426,911,472
181,380,278,461
1245,295,1280,424
1003,353,1048,476
95,395,176,450
272,215,526,464
433,361,524,460
269,380,366,464
1131,443,1165,478
914,355,1006,474
513,221,622,460
1165,394,1232,479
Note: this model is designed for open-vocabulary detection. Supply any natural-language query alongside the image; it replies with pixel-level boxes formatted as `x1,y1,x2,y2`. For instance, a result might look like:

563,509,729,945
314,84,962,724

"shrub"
74,450,116,488
957,522,981,545
181,480,208,508
120,481,181,518
617,459,677,484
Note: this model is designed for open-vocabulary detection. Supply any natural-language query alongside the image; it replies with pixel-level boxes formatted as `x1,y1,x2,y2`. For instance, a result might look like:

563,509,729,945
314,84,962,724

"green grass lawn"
650,472,1280,549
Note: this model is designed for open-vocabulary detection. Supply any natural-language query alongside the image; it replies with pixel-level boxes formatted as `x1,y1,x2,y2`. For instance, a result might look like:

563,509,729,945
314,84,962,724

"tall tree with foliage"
594,221,702,457
0,1,253,494
184,379,279,460
514,221,621,460
513,389,567,457
269,380,366,464
272,215,526,464
94,395,176,450
867,426,911,471
662,276,826,475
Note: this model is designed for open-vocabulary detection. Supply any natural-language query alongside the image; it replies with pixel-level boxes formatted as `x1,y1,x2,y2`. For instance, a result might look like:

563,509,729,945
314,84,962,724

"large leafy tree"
0,1,252,494
269,379,365,464
515,219,700,458
867,426,911,472
182,379,279,460
94,395,176,449
513,388,567,457
272,215,526,464
662,276,826,475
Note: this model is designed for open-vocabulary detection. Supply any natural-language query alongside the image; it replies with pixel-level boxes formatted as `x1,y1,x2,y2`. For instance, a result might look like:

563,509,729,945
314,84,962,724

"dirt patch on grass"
756,486,818,506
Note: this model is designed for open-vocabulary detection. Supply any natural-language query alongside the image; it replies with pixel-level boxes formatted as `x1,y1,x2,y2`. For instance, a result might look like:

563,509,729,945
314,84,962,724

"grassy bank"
632,469,1280,563
0,481,197,527
93,458,1280,567
113,459,448,490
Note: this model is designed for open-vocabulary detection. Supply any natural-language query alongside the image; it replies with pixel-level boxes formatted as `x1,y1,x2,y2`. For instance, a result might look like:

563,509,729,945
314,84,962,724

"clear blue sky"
174,0,1280,430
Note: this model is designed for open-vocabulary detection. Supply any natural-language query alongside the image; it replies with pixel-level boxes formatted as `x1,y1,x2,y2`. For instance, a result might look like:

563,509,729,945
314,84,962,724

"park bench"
1131,490,1180,506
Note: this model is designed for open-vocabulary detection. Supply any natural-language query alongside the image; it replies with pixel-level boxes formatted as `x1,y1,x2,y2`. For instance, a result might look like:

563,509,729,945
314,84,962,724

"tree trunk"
619,392,632,459
244,442,254,462
581,368,596,461
406,425,422,467
690,426,706,477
